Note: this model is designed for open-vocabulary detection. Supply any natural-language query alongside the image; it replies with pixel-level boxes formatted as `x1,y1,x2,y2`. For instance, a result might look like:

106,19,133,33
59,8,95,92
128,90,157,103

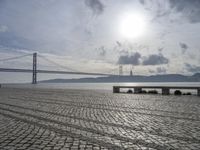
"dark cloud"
139,0,145,5
148,69,155,74
118,51,169,66
85,0,104,15
179,42,188,49
185,63,200,73
179,42,188,54
142,54,169,65
118,52,141,65
169,0,200,23
98,46,106,57
158,47,164,52
140,0,200,23
116,41,122,47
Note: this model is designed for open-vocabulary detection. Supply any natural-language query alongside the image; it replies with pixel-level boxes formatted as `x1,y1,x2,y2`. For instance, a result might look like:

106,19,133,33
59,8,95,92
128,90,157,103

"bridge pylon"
32,53,37,84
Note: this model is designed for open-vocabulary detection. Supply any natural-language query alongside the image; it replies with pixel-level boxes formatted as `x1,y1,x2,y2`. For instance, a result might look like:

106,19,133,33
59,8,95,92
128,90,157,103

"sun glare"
119,13,146,39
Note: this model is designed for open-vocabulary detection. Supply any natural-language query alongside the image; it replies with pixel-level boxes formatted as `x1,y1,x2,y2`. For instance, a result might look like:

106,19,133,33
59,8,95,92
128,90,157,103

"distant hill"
192,73,200,78
40,73,200,83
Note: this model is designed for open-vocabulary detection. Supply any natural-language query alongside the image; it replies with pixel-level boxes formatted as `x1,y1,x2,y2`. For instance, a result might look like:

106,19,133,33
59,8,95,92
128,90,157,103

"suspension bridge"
0,53,118,84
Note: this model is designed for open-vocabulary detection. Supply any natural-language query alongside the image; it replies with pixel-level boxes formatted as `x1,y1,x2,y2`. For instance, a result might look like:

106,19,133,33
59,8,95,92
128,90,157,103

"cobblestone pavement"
0,88,200,150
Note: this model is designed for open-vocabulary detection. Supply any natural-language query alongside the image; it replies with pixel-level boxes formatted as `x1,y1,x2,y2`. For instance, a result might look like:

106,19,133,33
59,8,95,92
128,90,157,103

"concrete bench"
113,86,200,96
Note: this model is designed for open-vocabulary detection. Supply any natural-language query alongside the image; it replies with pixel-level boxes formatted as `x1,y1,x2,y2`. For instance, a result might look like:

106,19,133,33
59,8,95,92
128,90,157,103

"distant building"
130,70,133,76
119,65,123,76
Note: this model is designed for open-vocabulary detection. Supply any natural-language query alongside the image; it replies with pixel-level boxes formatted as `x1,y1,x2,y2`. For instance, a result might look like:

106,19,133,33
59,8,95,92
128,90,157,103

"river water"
2,82,200,93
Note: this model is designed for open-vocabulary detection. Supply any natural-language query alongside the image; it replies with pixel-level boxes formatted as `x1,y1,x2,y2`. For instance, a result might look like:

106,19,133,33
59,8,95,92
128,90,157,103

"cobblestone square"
0,88,200,150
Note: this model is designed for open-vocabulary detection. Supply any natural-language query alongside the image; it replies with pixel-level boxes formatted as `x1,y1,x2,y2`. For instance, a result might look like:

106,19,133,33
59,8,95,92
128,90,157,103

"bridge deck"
0,68,114,76
113,85,200,89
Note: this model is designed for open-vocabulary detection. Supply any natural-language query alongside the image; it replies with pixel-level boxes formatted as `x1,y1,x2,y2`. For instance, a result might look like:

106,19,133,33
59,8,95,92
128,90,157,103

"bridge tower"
119,65,123,76
32,53,37,84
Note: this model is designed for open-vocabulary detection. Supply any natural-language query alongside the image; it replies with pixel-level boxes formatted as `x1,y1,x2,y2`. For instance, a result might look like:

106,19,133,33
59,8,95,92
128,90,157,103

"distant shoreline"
40,73,200,83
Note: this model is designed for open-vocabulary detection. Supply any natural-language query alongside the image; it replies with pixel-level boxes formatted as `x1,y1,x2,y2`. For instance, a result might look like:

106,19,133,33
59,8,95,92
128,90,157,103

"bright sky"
0,0,200,82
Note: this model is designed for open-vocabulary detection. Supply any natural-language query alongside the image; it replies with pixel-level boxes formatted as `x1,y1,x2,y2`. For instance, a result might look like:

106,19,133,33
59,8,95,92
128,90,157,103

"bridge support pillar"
134,87,142,94
162,88,170,95
198,88,200,96
113,87,120,93
32,53,37,84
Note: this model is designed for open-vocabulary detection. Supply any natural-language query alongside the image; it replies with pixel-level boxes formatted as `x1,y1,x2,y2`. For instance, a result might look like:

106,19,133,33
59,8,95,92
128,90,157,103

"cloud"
118,52,169,66
139,0,172,22
85,0,104,15
179,42,188,54
148,67,167,74
118,52,141,65
142,54,169,65
140,0,200,23
0,32,36,52
0,25,8,32
156,67,167,74
169,0,200,23
185,63,200,73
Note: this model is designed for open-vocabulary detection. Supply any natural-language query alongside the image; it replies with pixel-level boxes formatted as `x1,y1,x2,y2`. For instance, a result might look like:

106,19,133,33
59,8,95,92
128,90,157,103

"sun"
119,13,146,39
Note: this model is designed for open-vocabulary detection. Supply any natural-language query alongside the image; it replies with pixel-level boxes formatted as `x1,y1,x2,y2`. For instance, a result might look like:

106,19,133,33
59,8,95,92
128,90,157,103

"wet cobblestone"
0,88,200,149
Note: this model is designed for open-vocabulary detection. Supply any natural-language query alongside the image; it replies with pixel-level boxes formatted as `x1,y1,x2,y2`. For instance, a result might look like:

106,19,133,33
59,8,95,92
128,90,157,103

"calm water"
3,82,200,93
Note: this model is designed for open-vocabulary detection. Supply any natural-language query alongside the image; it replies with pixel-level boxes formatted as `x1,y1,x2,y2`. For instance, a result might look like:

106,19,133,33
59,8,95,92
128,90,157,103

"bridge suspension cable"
37,54,78,72
0,53,32,62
